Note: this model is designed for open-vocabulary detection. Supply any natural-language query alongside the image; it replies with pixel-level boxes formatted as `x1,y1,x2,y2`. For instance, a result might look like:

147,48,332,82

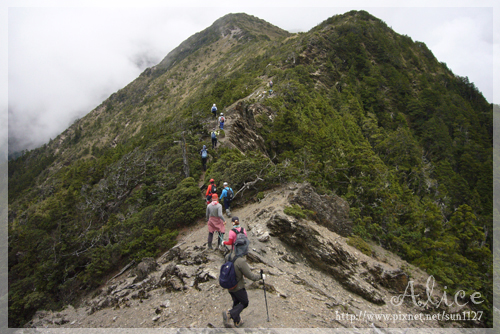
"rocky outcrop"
267,214,385,304
288,182,352,237
226,102,268,154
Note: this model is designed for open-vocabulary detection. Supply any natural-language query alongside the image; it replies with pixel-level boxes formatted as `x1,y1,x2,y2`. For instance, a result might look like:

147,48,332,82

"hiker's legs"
212,138,216,149
207,232,214,249
224,199,231,216
202,157,207,171
228,288,249,323
218,232,224,247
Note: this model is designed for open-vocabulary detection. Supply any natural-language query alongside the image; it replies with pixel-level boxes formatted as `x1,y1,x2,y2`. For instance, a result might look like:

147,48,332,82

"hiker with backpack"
200,145,208,171
218,113,225,130
206,193,226,250
211,129,218,149
219,182,234,217
220,216,263,328
205,178,217,204
211,104,217,117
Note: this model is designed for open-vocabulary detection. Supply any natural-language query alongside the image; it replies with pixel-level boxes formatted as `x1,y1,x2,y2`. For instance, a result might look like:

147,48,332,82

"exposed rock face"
267,214,385,304
288,182,352,237
226,102,268,154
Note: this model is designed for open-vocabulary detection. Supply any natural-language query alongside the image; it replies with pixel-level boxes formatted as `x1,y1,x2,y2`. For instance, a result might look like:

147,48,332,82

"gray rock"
288,182,353,237
267,212,385,305
133,257,159,283
258,231,270,242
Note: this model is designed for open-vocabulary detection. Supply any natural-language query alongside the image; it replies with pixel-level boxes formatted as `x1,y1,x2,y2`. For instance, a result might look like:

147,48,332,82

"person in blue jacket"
211,104,217,117
219,182,234,217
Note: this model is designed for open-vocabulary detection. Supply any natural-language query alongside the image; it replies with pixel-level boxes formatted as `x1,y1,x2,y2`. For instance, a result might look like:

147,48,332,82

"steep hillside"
8,10,493,328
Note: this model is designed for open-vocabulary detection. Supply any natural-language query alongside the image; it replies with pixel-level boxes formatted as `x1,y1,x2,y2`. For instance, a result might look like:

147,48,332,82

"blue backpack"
211,132,216,139
201,149,208,158
219,258,238,289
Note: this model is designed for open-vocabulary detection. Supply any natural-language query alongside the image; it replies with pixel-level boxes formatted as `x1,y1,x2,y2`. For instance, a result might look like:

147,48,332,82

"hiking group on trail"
202,172,265,327
198,97,278,328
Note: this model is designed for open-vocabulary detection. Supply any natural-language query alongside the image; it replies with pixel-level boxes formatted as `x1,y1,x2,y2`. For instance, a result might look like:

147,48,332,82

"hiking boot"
222,310,232,328
234,318,244,328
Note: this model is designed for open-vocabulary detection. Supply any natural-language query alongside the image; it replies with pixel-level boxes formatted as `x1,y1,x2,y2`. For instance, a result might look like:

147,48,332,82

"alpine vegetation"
8,11,492,328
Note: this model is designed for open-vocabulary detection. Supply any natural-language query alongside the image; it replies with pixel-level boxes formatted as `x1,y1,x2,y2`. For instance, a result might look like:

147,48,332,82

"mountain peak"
156,13,290,71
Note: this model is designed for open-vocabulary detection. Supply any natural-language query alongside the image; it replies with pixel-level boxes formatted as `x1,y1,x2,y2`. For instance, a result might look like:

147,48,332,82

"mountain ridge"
7,10,493,328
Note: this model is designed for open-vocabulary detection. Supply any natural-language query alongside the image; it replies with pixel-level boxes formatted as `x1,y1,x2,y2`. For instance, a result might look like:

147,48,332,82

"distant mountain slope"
8,10,492,327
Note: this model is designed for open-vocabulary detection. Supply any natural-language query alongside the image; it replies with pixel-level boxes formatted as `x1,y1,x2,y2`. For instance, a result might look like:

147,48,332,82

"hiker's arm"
206,206,210,220
223,230,235,245
239,260,261,281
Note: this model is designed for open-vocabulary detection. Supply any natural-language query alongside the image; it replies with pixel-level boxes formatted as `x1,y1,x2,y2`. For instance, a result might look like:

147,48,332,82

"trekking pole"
261,270,270,322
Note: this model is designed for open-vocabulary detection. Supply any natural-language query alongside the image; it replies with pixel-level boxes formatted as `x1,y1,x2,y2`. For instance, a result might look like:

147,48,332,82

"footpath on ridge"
25,181,463,330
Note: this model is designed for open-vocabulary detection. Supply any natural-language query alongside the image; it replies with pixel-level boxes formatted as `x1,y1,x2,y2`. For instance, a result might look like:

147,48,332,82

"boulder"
288,182,352,237
133,258,158,283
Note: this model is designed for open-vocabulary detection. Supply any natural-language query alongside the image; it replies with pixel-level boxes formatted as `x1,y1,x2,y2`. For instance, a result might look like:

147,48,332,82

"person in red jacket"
206,179,217,204
223,216,246,249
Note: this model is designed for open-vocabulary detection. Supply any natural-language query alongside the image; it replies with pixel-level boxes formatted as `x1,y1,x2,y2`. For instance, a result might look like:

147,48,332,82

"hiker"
219,182,234,217
211,104,217,117
206,194,226,250
218,113,225,130
221,216,263,328
206,178,217,204
211,129,218,149
200,145,208,171
269,80,273,88
222,216,245,249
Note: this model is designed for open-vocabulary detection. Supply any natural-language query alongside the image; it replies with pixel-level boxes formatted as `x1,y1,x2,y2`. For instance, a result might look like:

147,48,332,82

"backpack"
226,188,234,201
220,116,225,122
201,149,208,158
219,258,238,289
232,228,249,258
212,106,217,112
211,132,216,139
210,185,217,194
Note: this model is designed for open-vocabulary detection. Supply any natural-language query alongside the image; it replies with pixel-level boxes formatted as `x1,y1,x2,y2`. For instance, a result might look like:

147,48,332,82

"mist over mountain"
7,11,493,329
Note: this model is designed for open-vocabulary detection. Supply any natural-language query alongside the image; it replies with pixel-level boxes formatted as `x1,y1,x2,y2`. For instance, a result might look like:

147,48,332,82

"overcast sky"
2,0,498,157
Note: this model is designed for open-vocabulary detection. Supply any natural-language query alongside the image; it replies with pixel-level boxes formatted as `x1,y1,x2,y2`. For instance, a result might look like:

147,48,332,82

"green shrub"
347,235,373,256
283,204,315,220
